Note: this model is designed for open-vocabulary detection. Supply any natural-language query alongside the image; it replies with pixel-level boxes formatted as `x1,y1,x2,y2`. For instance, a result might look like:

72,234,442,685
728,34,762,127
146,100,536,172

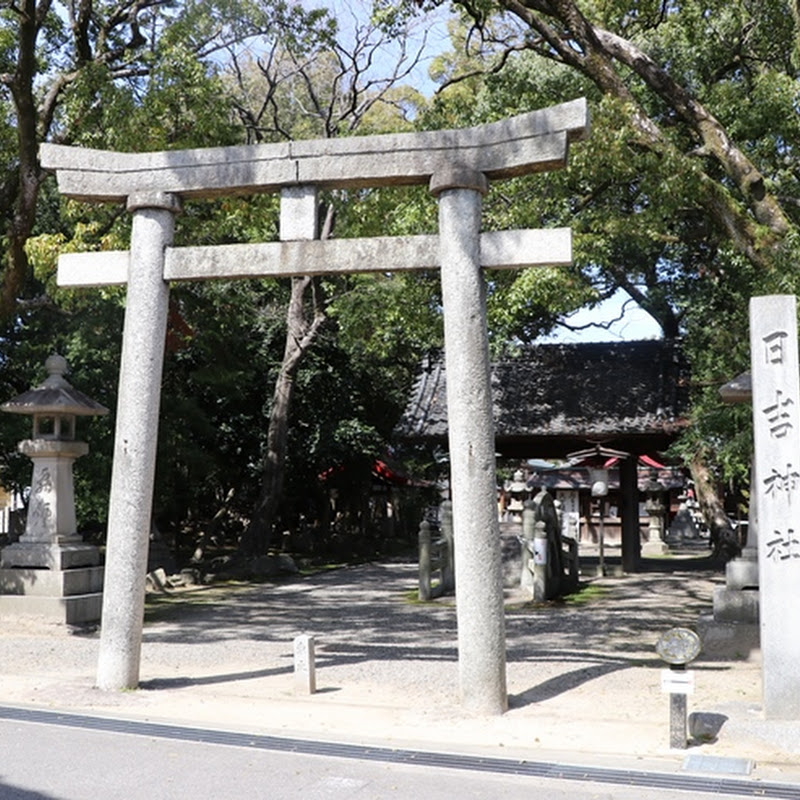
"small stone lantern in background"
505,469,530,522
0,354,108,624
642,468,668,556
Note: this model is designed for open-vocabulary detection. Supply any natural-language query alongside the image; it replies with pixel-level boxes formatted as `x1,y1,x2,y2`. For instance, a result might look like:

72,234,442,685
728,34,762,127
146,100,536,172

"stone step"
0,591,102,624
0,566,103,597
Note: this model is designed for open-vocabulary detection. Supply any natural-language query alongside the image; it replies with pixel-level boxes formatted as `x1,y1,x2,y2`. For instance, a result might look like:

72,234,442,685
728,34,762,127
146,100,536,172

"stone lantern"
0,354,108,623
641,468,668,556
506,469,529,522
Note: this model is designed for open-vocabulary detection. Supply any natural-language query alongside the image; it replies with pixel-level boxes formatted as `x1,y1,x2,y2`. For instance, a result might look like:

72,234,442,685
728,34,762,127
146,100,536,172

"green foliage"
13,0,799,561
401,0,800,506
1,0,450,558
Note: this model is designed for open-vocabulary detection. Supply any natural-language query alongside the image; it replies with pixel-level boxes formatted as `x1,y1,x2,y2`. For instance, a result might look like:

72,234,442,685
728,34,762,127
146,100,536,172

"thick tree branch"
594,26,791,239
494,0,789,268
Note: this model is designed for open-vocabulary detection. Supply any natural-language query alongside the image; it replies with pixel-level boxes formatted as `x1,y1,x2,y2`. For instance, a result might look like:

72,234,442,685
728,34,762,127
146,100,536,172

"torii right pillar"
432,165,507,715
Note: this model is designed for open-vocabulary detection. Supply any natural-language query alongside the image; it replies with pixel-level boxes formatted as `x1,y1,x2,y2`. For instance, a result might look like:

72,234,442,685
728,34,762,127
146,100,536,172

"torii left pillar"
96,192,180,690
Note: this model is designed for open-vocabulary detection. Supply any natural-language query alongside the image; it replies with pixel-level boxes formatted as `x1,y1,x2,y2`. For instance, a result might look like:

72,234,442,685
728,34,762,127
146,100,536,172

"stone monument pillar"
0,354,107,623
431,165,508,715
749,294,800,719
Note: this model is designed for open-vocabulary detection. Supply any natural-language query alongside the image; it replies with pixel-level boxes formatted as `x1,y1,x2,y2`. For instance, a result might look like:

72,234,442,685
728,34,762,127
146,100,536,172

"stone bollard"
294,634,317,694
520,501,535,593
532,520,548,602
439,500,455,593
418,519,432,602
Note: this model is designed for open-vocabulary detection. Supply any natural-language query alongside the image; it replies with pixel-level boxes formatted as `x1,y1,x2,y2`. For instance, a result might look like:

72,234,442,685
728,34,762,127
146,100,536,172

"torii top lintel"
39,99,588,203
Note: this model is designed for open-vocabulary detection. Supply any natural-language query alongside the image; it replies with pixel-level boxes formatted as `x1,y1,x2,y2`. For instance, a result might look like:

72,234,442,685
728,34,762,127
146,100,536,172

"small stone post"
431,165,507,716
97,192,180,691
418,519,432,602
520,500,535,593
293,634,317,694
439,499,455,593
532,520,548,602
668,671,689,749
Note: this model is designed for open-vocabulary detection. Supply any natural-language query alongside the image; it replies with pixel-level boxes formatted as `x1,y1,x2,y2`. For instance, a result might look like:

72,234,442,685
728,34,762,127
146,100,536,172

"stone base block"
697,613,760,660
726,558,759,590
582,562,625,578
1,542,100,570
0,592,102,624
642,540,668,557
713,586,759,624
0,566,103,596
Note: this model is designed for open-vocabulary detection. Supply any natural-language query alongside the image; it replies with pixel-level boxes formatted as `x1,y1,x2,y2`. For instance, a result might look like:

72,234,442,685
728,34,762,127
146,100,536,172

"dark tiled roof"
397,340,690,457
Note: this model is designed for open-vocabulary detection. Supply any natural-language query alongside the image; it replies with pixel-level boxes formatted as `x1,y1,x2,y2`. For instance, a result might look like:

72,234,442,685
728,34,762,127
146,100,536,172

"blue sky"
541,289,663,343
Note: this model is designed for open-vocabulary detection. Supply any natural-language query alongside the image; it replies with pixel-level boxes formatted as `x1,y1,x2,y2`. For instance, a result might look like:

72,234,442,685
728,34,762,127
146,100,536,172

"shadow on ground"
132,557,730,706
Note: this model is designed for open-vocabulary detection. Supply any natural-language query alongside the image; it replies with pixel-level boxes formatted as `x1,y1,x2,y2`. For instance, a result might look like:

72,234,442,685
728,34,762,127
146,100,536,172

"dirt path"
0,561,778,765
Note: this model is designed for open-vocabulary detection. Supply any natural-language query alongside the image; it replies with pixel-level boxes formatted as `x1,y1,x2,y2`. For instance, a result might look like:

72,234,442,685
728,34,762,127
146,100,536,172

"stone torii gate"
40,98,589,714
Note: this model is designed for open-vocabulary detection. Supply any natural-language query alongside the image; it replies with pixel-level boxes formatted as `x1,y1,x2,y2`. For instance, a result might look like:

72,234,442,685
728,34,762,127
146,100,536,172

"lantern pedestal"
641,468,669,557
0,568,103,624
0,437,103,623
0,355,107,625
0,542,99,569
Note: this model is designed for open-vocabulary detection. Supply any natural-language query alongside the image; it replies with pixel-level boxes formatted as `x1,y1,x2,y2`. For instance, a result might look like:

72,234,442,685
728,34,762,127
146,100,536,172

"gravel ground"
0,558,790,771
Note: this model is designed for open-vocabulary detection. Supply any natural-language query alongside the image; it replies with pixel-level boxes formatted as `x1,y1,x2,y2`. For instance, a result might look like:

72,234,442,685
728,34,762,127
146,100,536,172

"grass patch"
402,581,611,611
562,582,611,606
400,586,455,606
296,561,349,577
402,588,429,605
143,582,249,622
506,581,611,612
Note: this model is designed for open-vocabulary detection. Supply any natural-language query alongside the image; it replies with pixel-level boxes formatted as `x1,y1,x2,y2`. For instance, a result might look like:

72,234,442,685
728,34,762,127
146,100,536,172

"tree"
225,7,433,556
393,0,799,553
1,1,382,551
0,0,329,319
0,0,446,564
430,0,798,257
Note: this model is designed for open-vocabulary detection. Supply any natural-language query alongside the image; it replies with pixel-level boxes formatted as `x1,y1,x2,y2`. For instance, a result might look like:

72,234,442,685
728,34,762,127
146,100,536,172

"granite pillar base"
0,591,102,624
697,613,760,660
642,539,668,557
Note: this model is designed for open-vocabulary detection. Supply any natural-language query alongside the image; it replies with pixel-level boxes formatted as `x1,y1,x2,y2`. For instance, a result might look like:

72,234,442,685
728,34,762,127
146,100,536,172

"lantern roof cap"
1,354,108,417
719,371,751,404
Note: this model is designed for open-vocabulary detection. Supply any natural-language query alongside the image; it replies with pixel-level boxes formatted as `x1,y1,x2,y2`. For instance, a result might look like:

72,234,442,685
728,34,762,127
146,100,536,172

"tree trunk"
502,0,789,269
1,0,43,318
238,207,332,557
689,452,740,560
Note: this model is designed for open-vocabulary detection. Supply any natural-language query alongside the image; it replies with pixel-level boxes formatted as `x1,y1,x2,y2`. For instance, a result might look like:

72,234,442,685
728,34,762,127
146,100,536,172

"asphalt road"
0,709,796,800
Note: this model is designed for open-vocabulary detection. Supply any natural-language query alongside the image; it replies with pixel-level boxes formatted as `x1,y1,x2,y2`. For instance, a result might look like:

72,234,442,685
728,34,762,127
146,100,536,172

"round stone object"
656,627,702,666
